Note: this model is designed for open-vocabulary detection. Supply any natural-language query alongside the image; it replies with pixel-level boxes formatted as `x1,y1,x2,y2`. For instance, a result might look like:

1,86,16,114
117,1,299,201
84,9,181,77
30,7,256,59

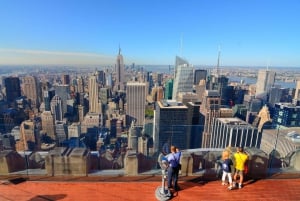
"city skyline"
0,0,300,67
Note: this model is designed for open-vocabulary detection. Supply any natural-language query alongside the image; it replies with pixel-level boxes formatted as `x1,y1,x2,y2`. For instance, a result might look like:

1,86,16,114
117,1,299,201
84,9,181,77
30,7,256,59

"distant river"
228,76,296,89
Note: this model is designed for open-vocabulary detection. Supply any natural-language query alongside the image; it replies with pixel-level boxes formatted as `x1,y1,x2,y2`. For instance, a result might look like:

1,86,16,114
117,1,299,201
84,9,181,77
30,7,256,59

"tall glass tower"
172,56,194,100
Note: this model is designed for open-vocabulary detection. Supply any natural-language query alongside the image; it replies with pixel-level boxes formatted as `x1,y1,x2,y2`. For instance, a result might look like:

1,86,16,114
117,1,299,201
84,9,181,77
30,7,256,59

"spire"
118,44,121,55
216,46,221,77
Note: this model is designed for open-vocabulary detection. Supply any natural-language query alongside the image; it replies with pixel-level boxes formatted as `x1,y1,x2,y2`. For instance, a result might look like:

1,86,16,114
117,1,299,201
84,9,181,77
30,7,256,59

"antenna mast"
216,46,221,77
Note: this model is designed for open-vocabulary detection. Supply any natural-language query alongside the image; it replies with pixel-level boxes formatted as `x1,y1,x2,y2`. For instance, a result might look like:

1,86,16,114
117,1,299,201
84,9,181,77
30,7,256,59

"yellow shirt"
234,152,248,171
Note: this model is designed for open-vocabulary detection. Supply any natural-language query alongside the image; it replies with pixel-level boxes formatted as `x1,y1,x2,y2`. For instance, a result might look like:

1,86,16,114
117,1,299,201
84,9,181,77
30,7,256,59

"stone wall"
45,147,89,176
0,150,25,174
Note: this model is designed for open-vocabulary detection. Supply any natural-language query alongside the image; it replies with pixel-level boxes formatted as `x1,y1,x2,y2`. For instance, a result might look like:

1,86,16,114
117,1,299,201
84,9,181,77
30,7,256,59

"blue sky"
0,0,299,67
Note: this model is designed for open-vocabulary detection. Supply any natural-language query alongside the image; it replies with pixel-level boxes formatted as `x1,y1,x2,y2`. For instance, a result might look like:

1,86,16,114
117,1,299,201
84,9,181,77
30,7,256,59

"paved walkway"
1,178,300,201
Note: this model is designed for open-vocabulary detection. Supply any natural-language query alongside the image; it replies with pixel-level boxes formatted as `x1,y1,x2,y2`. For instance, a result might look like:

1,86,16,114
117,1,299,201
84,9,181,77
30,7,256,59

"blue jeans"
167,166,179,189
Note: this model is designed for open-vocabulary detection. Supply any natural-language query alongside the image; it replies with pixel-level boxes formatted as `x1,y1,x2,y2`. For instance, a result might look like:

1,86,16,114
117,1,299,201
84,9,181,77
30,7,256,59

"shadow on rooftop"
28,194,67,201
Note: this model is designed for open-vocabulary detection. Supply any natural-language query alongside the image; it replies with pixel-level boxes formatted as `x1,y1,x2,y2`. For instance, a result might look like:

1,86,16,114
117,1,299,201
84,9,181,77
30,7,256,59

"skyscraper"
88,75,100,114
76,76,84,93
62,74,70,85
209,117,260,148
54,84,70,116
22,76,39,109
293,80,300,105
200,90,221,148
172,56,194,100
115,48,125,91
126,82,146,126
164,79,173,100
154,100,188,152
4,77,21,106
194,69,207,85
41,111,55,140
51,95,63,122
255,69,276,98
95,70,106,86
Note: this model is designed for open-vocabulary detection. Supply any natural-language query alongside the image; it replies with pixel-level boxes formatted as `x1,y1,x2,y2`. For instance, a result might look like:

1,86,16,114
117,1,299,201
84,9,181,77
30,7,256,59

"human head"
237,147,243,153
222,150,229,160
170,145,176,153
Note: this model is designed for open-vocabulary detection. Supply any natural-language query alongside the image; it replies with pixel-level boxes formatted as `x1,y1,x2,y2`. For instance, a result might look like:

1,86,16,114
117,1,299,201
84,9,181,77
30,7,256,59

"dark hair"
237,147,243,152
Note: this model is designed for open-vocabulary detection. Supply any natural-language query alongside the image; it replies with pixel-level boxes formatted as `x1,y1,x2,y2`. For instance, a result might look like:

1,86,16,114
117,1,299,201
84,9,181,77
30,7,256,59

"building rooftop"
1,176,300,201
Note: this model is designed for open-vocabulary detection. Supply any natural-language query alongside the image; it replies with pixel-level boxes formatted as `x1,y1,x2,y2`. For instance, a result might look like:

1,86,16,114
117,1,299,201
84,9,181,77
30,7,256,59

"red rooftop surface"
1,177,300,201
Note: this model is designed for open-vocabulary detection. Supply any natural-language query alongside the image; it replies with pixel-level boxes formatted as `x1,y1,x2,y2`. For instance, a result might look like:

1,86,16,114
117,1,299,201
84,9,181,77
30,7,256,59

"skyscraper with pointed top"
115,47,125,91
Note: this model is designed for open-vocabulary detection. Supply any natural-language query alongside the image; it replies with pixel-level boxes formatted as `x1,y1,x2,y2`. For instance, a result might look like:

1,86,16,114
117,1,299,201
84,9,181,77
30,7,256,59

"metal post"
268,126,280,176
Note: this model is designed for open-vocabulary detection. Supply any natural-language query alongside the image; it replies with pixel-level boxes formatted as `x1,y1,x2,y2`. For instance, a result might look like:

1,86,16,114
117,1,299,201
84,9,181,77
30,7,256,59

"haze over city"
0,0,300,67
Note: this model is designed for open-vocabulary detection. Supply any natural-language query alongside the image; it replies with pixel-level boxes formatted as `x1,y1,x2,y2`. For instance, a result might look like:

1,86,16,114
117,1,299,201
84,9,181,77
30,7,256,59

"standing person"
175,147,182,174
167,145,180,191
162,139,170,156
233,147,248,189
221,150,233,190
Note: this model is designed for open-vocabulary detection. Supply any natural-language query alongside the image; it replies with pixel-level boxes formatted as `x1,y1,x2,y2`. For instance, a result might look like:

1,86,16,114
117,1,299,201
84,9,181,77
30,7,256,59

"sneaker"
238,184,242,189
221,182,227,186
228,186,233,190
232,182,236,187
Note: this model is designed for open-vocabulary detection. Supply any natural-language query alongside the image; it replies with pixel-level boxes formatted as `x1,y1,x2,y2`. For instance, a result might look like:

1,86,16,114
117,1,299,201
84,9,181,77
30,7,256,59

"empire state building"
115,48,125,91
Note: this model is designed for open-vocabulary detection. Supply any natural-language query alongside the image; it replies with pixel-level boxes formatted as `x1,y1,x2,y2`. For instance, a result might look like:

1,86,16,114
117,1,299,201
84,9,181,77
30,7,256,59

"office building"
68,122,81,138
200,90,221,148
126,82,146,126
269,87,290,107
154,100,188,152
41,111,55,140
4,77,21,107
17,120,40,151
164,79,173,100
293,80,300,105
255,69,276,98
22,76,39,109
54,84,70,116
194,69,207,85
62,74,70,85
172,56,194,100
50,95,63,122
177,92,199,105
272,103,300,128
151,85,164,102
195,79,206,103
55,121,67,145
209,117,260,149
76,76,85,93
88,75,100,114
186,101,201,149
99,87,110,105
95,70,106,86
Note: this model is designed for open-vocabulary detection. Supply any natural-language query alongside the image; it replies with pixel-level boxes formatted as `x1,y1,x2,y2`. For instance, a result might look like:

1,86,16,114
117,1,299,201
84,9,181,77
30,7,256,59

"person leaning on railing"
167,145,181,191
233,147,248,189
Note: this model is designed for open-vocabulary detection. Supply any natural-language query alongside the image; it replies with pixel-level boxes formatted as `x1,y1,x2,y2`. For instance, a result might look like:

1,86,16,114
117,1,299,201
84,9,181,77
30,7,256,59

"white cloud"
0,48,116,66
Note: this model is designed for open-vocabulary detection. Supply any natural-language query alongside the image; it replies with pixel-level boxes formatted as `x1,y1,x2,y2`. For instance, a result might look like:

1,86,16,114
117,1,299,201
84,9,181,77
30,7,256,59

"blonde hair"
222,150,230,160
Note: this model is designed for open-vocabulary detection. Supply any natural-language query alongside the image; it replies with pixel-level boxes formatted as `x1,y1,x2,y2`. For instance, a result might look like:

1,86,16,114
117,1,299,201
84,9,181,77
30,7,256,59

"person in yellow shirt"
233,147,248,189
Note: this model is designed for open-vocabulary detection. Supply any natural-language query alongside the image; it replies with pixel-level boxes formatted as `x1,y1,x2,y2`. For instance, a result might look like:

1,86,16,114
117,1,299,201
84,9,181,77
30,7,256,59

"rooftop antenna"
216,46,221,77
118,43,121,55
180,33,183,57
267,59,270,71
